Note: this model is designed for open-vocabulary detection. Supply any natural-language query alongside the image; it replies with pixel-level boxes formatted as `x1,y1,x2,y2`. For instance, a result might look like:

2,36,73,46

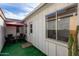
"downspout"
56,11,58,56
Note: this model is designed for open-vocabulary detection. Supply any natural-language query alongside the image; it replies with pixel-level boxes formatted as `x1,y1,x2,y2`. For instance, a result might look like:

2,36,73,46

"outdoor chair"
19,33,26,42
5,34,15,43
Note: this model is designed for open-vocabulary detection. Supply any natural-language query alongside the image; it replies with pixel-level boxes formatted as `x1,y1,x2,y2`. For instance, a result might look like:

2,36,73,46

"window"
30,24,32,33
25,25,27,33
46,12,56,39
46,4,77,42
46,20,56,39
16,27,20,33
57,17,70,42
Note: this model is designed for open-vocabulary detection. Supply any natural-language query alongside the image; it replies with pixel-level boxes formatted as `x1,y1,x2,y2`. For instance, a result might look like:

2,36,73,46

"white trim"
46,38,68,48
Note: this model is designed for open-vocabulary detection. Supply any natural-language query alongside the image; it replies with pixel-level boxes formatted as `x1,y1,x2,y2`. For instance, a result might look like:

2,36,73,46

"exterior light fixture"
73,12,76,16
58,19,61,21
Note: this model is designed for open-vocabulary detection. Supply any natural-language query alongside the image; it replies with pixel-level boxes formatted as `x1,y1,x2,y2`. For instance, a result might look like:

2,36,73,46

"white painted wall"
6,26,23,37
0,16,5,52
6,26,16,37
24,3,75,56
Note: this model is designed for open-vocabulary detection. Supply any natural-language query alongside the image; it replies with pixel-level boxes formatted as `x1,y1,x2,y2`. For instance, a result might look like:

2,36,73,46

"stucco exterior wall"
77,4,79,48
24,3,76,56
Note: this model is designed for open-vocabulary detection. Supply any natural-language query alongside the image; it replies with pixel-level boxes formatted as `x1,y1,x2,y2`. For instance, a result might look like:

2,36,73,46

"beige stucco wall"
77,4,79,26
24,3,76,56
77,4,79,48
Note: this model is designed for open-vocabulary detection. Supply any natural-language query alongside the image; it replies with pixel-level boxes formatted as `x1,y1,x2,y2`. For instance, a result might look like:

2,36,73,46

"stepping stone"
21,42,32,48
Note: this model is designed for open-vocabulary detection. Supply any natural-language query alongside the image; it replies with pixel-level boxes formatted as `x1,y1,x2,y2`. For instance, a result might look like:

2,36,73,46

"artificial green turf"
1,41,46,56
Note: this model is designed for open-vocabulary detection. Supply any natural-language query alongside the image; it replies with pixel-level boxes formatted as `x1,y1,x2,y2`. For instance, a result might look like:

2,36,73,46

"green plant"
68,35,74,56
68,34,78,56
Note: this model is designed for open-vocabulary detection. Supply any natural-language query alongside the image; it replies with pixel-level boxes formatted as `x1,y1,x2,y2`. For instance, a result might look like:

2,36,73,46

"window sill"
46,38,68,48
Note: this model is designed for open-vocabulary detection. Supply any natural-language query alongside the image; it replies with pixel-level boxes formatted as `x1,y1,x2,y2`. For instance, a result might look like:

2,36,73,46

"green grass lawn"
1,41,46,56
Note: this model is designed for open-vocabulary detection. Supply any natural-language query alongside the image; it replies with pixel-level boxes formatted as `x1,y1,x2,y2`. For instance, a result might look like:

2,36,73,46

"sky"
0,3,40,20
